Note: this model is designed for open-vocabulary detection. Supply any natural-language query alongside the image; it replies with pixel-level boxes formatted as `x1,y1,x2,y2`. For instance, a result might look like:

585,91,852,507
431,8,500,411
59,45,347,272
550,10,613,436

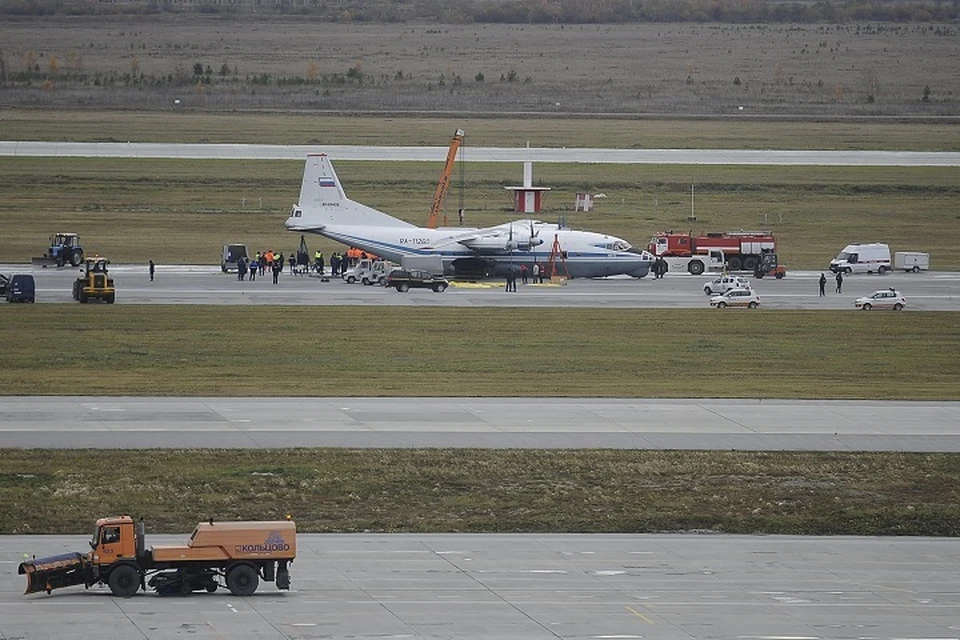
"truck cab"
90,516,138,566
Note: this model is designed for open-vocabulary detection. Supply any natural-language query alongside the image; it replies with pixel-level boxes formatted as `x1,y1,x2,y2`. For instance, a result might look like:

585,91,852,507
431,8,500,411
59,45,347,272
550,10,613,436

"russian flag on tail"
318,177,336,188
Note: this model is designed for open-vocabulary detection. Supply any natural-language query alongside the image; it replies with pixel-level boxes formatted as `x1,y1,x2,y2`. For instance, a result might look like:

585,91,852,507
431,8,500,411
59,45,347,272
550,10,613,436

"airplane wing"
450,220,547,254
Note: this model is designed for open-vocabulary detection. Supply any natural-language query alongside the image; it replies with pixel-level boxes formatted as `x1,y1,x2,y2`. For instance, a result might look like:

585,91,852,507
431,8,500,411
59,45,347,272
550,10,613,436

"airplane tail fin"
290,154,415,229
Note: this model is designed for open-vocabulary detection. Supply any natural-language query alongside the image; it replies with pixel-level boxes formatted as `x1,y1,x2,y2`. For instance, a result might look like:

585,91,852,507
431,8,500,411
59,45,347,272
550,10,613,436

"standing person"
149,259,155,282
532,262,540,284
249,257,258,281
504,269,512,292
520,264,528,285
835,271,843,294
288,253,296,275
819,273,826,297
237,257,247,281
272,260,281,284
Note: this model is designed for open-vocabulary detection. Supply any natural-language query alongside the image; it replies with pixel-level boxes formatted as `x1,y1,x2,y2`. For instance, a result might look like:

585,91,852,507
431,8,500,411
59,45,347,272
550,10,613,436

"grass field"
3,109,960,150
2,157,959,269
1,306,958,399
1,18,958,115
2,449,958,536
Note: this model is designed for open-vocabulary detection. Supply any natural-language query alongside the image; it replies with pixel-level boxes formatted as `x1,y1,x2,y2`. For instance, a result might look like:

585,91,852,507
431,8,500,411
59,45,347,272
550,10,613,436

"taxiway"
2,533,959,640
4,264,959,310
2,397,958,451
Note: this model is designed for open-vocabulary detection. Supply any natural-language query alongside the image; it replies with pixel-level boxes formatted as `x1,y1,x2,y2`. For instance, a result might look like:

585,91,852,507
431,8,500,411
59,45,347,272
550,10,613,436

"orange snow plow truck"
18,515,296,597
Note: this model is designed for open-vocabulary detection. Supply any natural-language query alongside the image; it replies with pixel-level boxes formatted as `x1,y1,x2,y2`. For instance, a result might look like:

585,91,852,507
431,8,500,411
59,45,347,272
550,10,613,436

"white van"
829,243,891,275
894,251,929,273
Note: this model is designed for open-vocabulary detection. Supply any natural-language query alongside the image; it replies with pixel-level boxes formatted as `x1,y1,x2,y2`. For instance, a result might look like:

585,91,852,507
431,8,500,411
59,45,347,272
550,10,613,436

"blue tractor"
33,232,85,267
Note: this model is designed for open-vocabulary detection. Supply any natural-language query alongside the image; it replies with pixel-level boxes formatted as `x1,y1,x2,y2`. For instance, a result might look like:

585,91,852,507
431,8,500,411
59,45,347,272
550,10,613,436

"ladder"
546,234,569,280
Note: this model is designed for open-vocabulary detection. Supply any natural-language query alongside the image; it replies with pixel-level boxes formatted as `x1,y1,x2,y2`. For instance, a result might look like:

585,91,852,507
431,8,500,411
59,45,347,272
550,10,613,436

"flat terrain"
1,306,958,399
2,156,959,269
3,534,958,640
1,18,958,116
2,448,958,535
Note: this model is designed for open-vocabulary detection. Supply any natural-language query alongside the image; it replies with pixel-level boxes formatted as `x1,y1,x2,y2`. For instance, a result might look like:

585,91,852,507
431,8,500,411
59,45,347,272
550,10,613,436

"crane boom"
426,129,464,229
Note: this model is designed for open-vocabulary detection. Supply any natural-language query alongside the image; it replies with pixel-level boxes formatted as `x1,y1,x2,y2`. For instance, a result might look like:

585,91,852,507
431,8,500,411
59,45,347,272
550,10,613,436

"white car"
703,275,751,295
855,288,906,311
710,288,761,309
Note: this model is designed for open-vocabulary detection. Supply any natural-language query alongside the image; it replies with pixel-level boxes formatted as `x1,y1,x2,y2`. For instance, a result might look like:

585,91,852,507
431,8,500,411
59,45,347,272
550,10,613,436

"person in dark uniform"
149,260,155,282
835,271,843,294
819,273,827,296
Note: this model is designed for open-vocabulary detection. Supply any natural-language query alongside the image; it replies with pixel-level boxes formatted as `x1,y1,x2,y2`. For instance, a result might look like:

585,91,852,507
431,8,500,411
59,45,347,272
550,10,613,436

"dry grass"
1,18,959,116
1,306,958,399
2,449,958,536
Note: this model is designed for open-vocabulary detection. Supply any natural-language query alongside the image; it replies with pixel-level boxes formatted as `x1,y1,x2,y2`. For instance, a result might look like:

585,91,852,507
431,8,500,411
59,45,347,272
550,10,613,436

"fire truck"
648,231,776,273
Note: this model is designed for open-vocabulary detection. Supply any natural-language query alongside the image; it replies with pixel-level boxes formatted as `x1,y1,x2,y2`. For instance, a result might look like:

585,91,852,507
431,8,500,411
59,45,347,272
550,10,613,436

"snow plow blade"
18,552,89,595
31,256,58,267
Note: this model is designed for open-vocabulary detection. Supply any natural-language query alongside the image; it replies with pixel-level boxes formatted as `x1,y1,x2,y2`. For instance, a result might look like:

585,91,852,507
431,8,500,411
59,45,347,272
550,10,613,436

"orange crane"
426,129,465,228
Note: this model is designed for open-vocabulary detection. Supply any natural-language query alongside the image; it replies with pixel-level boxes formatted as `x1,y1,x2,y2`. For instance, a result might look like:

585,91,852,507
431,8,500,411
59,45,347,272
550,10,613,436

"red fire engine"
648,231,776,272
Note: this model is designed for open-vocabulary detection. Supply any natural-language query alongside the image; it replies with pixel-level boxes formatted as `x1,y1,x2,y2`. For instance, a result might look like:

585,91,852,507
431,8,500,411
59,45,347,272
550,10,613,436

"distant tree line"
1,0,958,22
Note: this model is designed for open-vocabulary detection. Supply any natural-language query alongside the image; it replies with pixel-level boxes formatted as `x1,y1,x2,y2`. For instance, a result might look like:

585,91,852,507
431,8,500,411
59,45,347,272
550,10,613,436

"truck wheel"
742,256,758,271
106,293,115,304
878,265,889,275
434,283,447,292
362,277,371,285
688,261,705,276
775,271,785,279
844,267,852,274
894,303,903,311
108,564,141,598
79,291,88,303
398,283,409,293
227,564,259,596
346,275,356,284
911,265,920,273
727,256,742,271
703,287,713,295
70,249,83,267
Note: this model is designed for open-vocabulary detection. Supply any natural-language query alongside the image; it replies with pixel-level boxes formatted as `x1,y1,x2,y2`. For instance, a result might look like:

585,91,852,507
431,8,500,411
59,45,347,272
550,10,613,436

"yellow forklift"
72,256,115,303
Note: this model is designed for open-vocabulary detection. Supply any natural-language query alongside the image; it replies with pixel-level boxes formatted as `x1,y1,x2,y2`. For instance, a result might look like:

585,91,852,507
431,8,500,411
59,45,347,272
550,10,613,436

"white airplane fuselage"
284,154,652,279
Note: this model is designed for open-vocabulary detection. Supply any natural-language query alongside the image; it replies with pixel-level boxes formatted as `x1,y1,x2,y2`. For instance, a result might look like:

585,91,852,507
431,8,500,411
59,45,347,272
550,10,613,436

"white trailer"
894,252,929,273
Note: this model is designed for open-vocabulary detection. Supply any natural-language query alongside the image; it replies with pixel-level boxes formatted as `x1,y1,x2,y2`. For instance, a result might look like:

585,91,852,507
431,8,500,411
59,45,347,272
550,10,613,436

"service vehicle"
709,288,761,309
221,244,249,273
829,243,891,274
0,273,8,296
386,269,449,292
659,250,726,276
18,515,296,597
343,258,397,285
649,230,776,272
703,275,751,295
894,251,929,273
72,257,115,303
5,274,35,303
854,288,906,311
753,253,786,279
401,254,445,276
32,233,84,268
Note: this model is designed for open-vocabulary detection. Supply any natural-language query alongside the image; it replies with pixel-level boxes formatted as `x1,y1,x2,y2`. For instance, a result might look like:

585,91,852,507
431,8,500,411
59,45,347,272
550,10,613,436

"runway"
2,396,958,451
3,141,960,165
2,532,958,640
4,263,960,310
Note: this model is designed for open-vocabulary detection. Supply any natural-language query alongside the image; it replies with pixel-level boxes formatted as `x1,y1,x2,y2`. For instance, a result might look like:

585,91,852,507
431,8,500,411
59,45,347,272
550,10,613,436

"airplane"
284,154,654,279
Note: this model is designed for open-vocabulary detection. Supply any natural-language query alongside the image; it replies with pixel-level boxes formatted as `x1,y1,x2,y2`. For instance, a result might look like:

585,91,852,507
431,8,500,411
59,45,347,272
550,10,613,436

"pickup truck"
386,269,449,293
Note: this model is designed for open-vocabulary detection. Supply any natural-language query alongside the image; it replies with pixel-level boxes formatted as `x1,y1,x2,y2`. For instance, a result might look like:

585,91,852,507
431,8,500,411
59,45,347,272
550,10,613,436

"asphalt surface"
3,141,960,165
2,396,959,451
3,263,959,310
3,533,959,640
